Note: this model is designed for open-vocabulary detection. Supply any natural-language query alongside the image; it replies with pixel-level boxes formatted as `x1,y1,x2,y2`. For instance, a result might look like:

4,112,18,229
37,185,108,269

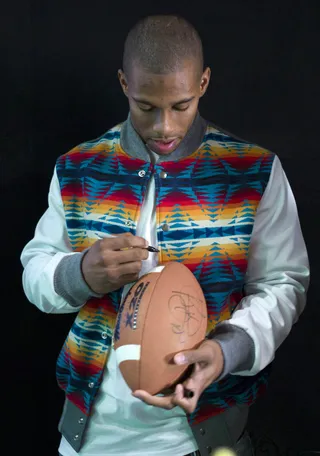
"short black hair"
122,15,204,79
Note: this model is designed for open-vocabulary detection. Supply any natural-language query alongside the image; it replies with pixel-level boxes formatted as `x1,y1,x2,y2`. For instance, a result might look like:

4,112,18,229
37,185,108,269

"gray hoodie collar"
120,112,208,163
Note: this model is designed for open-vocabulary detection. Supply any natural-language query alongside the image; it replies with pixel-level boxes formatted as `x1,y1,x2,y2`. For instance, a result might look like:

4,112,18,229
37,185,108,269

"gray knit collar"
120,112,208,163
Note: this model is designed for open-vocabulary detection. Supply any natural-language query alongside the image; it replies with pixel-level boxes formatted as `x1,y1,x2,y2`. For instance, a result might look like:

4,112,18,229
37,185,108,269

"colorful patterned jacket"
55,117,274,450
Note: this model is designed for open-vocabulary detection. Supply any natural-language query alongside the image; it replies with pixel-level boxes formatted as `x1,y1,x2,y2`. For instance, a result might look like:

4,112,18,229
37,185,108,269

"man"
20,14,309,456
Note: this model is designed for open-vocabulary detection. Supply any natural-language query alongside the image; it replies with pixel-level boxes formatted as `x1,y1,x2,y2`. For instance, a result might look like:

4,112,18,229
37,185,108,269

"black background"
3,1,320,455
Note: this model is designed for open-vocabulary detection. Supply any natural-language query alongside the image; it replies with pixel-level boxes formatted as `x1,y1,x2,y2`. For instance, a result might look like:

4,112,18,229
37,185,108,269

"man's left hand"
132,339,224,414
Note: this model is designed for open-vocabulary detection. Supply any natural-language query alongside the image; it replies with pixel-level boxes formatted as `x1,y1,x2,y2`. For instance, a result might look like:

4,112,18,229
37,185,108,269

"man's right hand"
81,233,149,294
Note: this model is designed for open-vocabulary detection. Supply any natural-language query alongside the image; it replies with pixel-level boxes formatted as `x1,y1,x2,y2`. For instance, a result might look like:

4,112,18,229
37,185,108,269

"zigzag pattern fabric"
56,122,274,425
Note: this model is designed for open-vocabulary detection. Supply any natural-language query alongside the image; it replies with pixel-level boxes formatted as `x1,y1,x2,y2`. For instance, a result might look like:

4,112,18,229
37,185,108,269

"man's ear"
199,67,211,98
118,69,129,97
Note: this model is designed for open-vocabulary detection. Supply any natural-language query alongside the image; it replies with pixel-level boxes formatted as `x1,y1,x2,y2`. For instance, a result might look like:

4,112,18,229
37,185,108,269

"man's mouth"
147,138,179,154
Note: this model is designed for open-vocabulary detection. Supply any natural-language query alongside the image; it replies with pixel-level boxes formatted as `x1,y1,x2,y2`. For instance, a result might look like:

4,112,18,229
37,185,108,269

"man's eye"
138,105,153,112
174,105,189,112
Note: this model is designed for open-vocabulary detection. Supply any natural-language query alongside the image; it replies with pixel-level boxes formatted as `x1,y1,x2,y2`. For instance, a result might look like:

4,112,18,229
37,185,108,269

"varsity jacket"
20,114,309,454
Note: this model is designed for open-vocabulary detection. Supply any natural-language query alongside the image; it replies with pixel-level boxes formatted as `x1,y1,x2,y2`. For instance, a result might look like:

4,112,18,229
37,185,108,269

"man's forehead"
130,61,198,85
131,86,194,109
129,67,197,99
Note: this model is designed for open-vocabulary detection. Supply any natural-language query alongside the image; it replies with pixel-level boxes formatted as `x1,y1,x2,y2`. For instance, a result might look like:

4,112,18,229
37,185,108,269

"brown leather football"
113,261,208,395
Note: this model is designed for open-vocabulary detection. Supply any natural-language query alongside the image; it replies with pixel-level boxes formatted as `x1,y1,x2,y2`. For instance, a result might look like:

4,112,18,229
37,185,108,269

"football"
113,261,208,395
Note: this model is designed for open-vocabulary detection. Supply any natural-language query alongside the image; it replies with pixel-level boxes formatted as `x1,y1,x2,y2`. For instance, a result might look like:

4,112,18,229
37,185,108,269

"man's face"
118,61,211,155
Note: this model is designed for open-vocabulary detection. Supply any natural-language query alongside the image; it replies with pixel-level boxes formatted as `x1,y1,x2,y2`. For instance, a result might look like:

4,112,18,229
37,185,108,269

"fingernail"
175,354,187,365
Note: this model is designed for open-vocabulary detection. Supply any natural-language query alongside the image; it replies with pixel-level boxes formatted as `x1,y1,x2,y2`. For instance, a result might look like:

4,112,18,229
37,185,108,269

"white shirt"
21,154,310,455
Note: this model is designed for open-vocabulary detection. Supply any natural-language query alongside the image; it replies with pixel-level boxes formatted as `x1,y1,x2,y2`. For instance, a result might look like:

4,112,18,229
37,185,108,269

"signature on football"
168,291,206,339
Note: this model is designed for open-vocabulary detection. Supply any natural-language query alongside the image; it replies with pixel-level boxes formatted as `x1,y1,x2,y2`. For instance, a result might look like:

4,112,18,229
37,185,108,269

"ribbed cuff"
53,251,103,307
208,323,255,380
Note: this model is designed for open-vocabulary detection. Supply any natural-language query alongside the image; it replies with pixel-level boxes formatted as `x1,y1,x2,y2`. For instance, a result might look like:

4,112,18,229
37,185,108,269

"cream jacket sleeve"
20,167,86,313
217,155,310,376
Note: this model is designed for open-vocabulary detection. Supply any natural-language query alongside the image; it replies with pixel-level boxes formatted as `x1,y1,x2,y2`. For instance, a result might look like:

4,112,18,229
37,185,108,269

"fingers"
100,234,149,267
105,262,143,285
82,233,150,294
133,384,199,414
178,343,224,391
115,246,149,264
132,390,175,410
180,364,202,392
171,384,198,414
119,273,141,284
103,232,148,251
133,345,221,415
174,339,217,366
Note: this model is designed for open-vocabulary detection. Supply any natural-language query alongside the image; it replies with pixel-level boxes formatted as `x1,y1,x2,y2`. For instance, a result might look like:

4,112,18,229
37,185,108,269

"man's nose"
152,110,174,138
